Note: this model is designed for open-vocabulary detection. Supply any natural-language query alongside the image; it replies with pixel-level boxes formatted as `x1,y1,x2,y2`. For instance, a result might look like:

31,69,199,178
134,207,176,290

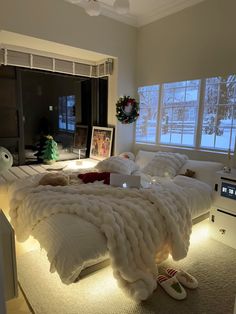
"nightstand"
209,169,236,249
0,210,18,301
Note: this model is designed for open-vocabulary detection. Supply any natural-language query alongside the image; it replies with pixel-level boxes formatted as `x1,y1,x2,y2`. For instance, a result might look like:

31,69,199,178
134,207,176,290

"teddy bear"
38,173,69,186
181,169,196,178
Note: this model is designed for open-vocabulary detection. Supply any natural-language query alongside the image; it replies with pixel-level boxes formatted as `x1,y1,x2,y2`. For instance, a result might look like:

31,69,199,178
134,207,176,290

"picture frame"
89,126,113,160
74,125,88,149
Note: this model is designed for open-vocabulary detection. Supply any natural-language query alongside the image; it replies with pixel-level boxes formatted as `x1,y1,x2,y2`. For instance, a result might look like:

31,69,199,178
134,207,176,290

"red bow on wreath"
126,99,134,106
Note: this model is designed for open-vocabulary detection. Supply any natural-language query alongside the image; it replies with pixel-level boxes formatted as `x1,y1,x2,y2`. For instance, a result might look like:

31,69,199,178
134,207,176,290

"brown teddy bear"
180,169,196,178
38,173,69,186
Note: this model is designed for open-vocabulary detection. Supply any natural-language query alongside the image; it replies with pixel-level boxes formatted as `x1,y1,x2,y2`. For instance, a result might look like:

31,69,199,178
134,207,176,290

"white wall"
0,0,137,154
137,0,236,85
136,0,236,166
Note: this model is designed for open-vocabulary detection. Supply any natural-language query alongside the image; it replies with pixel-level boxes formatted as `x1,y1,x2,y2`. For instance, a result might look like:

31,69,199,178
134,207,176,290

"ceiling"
65,0,205,27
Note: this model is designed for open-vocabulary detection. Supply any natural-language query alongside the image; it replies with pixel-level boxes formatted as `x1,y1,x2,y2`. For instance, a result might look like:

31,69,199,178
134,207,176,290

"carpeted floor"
17,224,236,314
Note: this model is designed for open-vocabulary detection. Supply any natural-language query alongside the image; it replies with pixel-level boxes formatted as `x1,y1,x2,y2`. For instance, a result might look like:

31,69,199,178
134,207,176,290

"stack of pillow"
134,150,223,187
95,149,223,188
96,153,138,175
95,150,189,179
141,151,188,178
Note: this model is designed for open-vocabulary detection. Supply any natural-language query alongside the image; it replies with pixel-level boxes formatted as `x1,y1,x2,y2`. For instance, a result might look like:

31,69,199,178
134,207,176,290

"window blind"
0,48,113,78
0,49,4,65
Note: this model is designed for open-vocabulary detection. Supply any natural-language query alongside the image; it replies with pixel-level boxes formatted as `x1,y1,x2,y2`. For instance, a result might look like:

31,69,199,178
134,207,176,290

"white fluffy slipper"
165,268,198,289
156,275,187,300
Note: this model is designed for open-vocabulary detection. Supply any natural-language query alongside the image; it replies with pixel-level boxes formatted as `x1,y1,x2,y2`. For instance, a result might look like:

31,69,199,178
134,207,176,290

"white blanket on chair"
8,175,211,301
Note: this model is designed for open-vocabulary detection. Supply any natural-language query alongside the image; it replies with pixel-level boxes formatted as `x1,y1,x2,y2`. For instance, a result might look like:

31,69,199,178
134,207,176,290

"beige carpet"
17,225,236,314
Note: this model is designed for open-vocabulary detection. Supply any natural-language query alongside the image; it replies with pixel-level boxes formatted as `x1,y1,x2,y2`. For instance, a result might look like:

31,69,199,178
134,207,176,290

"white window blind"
33,55,53,71
7,50,31,68
0,49,4,64
74,62,92,77
55,59,74,75
0,48,113,78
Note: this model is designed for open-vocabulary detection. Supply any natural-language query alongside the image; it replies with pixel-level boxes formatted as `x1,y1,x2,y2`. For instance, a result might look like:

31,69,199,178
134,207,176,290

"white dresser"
210,169,236,249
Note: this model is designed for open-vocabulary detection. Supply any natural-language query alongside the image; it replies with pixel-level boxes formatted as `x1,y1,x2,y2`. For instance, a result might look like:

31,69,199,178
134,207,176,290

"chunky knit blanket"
8,174,211,301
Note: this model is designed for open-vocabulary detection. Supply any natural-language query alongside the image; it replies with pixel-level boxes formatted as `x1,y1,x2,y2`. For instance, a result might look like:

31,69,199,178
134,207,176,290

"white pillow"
119,152,135,161
135,150,157,169
142,152,188,178
96,156,139,175
178,160,223,187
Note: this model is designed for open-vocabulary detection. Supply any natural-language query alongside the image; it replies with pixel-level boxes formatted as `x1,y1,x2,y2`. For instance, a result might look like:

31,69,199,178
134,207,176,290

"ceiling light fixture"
84,0,130,17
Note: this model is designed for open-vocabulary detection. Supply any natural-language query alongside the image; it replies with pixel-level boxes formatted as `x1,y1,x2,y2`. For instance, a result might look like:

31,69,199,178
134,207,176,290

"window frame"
58,95,76,133
135,85,160,144
136,76,236,153
158,80,201,148
200,77,236,152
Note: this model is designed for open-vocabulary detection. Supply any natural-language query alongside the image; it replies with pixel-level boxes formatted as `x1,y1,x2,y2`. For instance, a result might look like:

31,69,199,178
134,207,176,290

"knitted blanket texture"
9,175,210,301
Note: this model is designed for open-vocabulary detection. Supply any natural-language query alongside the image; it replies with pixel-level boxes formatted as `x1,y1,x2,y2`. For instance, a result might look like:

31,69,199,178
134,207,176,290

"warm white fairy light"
65,159,97,170
16,236,41,256
190,219,209,245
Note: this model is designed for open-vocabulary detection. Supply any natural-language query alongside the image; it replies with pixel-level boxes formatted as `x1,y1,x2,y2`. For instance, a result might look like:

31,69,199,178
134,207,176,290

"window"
58,95,76,132
136,85,159,143
160,80,200,146
201,75,236,151
136,75,236,152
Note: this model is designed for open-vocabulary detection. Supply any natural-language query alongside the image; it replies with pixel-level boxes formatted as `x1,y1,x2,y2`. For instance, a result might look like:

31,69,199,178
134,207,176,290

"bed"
7,150,223,301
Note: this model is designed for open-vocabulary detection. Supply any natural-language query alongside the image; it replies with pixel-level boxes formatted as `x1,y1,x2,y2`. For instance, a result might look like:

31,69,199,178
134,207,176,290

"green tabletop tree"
41,135,59,164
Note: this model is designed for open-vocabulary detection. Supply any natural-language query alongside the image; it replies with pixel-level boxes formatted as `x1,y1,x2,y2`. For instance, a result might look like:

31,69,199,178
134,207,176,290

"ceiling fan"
68,0,130,17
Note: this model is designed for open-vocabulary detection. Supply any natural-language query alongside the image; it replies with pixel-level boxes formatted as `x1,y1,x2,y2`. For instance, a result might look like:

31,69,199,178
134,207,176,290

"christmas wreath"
116,96,139,124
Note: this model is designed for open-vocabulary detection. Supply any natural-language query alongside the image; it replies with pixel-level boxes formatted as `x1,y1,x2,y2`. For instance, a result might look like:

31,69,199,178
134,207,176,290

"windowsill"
58,130,74,134
134,142,230,156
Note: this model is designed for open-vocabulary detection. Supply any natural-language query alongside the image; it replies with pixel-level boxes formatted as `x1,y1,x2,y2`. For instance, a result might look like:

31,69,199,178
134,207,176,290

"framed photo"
89,126,113,160
74,125,88,149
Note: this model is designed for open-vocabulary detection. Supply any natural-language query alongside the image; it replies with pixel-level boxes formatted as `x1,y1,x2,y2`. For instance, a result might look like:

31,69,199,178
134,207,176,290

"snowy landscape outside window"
160,80,200,146
136,75,236,152
135,85,159,143
201,75,236,151
58,95,76,132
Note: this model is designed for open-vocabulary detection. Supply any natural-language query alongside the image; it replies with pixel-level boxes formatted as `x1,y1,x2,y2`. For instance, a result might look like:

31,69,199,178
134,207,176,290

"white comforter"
8,174,212,301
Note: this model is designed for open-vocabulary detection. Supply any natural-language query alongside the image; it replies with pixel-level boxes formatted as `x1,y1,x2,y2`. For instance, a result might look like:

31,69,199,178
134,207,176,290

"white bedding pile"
142,152,188,178
96,155,139,174
8,174,211,301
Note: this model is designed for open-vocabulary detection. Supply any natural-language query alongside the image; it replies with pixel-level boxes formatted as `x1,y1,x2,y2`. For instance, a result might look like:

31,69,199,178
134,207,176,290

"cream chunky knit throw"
9,175,211,301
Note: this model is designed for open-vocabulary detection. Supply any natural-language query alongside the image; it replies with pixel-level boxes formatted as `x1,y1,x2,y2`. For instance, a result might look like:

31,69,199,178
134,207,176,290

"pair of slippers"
156,268,198,300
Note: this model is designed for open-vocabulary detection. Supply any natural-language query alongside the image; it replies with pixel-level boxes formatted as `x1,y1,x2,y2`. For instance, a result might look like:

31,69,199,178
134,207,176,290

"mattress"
32,213,109,283
29,175,211,283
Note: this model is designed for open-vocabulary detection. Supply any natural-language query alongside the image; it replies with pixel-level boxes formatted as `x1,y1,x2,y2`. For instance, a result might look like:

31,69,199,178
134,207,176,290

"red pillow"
78,172,110,185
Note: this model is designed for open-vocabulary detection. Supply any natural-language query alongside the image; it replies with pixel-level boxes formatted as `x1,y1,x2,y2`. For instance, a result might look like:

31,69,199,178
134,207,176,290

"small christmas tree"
41,135,59,164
